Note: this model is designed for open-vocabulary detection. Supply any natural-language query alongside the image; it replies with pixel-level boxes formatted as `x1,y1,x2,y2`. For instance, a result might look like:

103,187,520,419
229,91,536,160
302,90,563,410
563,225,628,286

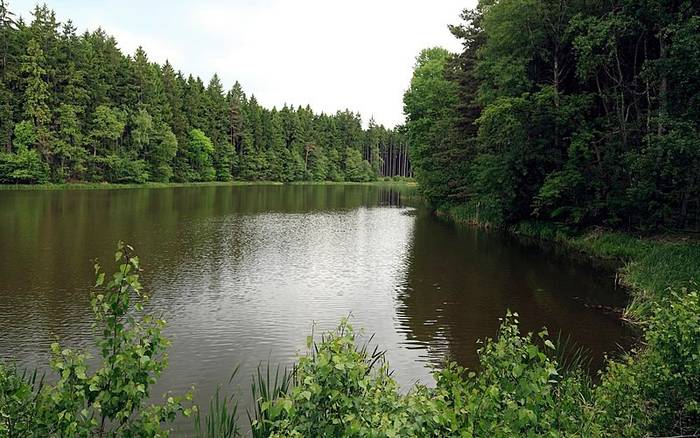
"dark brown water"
0,184,633,432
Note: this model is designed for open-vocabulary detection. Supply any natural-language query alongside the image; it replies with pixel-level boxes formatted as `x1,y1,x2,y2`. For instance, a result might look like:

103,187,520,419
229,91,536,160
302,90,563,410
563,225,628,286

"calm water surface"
0,184,633,432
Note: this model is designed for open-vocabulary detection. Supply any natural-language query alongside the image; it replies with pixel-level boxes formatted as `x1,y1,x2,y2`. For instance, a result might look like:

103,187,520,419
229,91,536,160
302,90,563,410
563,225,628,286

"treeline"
404,0,700,231
0,4,411,185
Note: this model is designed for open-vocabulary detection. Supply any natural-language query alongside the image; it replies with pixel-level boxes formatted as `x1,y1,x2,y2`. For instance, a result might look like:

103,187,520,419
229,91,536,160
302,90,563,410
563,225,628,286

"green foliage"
12,121,36,151
0,148,49,184
406,0,700,231
145,124,178,183
246,301,698,437
343,148,373,182
0,243,194,437
193,369,240,438
86,154,148,184
253,320,408,437
54,104,87,181
250,314,600,437
186,128,216,182
595,291,700,437
21,38,51,156
0,3,399,186
403,47,462,205
89,105,126,156
249,363,292,438
0,366,44,437
130,109,153,153
451,312,596,436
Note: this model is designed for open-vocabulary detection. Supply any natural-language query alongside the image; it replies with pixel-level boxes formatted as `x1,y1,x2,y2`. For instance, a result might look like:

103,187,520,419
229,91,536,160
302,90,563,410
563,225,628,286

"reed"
194,366,241,438
249,362,292,438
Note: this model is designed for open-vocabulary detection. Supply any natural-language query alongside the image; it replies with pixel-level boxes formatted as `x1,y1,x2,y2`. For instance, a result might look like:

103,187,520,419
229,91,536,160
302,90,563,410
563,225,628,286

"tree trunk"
658,35,668,135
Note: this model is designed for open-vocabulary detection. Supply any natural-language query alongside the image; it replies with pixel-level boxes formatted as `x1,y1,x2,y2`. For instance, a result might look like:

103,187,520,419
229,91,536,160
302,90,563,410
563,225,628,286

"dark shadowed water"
0,184,633,433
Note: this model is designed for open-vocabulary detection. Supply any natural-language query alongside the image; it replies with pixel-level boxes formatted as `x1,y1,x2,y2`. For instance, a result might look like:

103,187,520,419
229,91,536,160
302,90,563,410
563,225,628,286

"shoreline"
436,204,699,325
0,179,417,192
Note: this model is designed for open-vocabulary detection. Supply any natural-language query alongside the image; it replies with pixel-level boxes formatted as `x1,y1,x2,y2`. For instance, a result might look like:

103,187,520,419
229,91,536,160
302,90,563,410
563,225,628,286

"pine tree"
0,3,389,185
0,0,18,151
21,38,51,160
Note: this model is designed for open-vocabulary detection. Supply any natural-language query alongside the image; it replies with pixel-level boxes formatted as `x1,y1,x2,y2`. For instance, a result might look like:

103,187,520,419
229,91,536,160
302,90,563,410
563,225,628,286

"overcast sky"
10,0,474,127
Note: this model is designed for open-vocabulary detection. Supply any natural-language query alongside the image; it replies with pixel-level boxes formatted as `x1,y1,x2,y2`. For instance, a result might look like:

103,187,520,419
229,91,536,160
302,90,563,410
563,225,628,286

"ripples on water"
0,184,633,434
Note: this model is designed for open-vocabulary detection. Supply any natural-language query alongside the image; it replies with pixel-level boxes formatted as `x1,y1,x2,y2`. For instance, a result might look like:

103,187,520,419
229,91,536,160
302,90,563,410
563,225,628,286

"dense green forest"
0,3,411,185
404,0,700,231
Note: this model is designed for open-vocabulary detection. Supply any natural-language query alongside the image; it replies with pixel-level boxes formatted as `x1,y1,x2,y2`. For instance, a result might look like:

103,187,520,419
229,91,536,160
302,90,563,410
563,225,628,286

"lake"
0,184,633,432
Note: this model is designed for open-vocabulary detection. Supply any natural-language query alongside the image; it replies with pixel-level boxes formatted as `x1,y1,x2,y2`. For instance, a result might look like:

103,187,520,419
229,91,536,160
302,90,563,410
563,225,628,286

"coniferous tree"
0,2,387,185
21,37,51,160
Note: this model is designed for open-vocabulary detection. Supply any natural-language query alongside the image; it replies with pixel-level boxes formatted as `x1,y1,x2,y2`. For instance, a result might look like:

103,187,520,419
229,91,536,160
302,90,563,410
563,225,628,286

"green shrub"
85,155,149,184
254,320,410,437
103,155,149,183
0,365,44,437
595,290,700,437
416,312,598,437
0,243,193,437
251,313,598,437
0,149,49,184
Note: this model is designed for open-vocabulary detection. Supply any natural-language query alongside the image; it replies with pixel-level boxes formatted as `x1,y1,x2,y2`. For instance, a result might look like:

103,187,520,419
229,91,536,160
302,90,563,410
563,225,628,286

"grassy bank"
440,204,700,323
289,178,416,187
0,180,282,191
0,179,415,191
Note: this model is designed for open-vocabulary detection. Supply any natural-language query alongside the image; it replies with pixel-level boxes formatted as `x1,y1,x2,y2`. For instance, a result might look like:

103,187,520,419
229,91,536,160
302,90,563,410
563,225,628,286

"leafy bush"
0,365,44,437
595,290,700,437
251,313,598,437
253,320,408,437
249,304,699,437
0,243,193,437
85,155,149,184
0,149,49,184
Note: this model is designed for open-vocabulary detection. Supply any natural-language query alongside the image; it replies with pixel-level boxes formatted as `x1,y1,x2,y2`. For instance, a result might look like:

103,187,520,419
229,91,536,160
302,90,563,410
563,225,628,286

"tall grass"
249,363,292,438
194,367,240,438
551,332,593,378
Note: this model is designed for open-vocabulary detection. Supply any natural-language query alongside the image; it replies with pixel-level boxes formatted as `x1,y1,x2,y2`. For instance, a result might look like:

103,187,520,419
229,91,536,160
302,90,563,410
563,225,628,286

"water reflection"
0,184,632,434
394,210,633,372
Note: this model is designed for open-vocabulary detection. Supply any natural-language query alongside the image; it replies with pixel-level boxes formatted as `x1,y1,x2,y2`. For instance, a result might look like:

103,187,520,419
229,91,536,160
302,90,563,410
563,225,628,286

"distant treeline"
404,0,700,231
0,3,411,185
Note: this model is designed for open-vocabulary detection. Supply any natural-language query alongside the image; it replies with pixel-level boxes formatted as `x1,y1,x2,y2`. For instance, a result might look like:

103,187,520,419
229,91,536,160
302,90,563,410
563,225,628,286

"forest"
0,4,412,185
404,0,700,231
1,0,699,437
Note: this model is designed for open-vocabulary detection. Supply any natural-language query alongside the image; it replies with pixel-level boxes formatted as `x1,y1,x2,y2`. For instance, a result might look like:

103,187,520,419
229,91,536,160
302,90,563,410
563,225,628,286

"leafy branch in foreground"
0,242,194,437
